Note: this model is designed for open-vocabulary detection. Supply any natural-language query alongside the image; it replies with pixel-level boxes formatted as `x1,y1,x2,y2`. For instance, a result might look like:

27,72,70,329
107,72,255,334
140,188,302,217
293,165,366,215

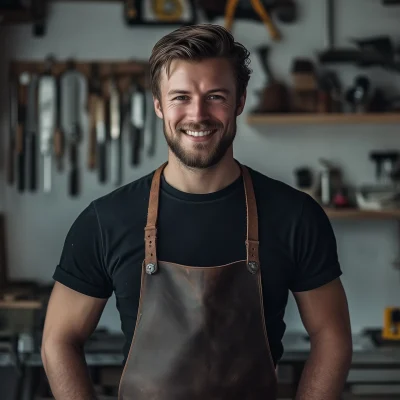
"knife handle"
110,138,122,186
69,143,79,197
131,128,141,166
54,127,64,171
29,134,37,192
98,142,107,184
16,124,25,192
7,138,15,185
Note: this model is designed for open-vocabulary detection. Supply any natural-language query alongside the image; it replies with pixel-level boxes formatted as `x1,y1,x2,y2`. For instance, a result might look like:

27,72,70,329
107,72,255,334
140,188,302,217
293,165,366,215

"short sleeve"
52,202,113,299
289,194,342,292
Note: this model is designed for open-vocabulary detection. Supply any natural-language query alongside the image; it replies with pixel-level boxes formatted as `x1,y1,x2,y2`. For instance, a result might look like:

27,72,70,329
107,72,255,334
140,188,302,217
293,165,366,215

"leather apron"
118,162,277,400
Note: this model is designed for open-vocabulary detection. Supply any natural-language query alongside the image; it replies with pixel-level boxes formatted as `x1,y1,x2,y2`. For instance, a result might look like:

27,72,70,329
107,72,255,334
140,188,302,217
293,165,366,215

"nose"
189,98,209,121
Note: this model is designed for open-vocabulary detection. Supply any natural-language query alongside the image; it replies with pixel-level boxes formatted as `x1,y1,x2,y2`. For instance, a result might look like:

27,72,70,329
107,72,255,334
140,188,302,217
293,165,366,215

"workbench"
1,331,400,400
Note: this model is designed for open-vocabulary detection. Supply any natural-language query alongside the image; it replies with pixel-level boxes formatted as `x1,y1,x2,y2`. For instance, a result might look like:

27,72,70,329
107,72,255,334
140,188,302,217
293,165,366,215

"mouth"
181,129,218,142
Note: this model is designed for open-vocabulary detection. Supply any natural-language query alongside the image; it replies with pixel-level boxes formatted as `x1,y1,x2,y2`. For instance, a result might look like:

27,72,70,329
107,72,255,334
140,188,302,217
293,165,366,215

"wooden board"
247,113,400,125
324,208,400,220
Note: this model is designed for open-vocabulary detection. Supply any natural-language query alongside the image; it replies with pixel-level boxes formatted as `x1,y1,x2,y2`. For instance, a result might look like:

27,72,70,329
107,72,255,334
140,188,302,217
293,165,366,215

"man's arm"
292,278,352,400
41,282,108,399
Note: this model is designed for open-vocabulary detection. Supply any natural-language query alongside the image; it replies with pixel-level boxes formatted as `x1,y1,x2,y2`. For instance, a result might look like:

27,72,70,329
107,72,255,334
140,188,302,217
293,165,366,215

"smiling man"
41,24,352,400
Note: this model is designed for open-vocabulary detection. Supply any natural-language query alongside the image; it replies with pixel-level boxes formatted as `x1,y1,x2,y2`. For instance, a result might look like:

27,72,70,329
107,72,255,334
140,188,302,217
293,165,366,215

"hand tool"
62,61,82,197
382,307,400,340
88,63,102,171
109,73,122,186
16,72,30,193
96,82,107,184
144,89,157,157
130,78,146,166
253,46,289,113
53,74,64,172
7,73,18,186
38,57,57,194
26,74,38,192
225,0,281,41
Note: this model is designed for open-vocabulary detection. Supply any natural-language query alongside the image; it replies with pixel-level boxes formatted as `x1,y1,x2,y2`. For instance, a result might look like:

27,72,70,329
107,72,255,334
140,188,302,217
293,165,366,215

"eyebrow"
167,88,231,97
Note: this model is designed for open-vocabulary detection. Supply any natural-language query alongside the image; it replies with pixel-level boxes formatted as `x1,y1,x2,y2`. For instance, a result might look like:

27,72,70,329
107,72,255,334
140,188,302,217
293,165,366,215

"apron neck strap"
144,162,260,273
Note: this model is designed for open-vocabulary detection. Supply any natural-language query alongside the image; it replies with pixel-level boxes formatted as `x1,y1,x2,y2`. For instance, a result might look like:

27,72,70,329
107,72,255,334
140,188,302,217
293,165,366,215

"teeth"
185,130,213,137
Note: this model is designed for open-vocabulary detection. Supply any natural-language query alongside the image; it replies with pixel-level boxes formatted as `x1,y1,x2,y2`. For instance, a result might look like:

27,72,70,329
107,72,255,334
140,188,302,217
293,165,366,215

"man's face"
153,58,246,169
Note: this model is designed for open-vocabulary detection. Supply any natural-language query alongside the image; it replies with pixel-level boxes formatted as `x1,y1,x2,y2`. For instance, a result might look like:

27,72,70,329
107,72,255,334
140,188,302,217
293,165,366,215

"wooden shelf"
247,113,400,125
324,208,400,220
0,300,42,310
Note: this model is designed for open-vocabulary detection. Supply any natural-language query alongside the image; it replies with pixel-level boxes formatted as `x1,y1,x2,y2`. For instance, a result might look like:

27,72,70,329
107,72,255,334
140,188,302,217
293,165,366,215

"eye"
173,95,189,101
208,95,224,100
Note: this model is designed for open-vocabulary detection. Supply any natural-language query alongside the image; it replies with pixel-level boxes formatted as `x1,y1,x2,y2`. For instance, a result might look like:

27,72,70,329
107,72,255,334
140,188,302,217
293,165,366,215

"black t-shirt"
53,164,342,366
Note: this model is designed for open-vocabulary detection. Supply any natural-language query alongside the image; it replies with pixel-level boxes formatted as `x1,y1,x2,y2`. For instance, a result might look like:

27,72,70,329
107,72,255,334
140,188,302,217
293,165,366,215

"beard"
163,119,237,169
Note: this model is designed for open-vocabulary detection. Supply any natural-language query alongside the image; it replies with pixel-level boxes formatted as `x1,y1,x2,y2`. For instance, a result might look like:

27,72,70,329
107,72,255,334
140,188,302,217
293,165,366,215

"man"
41,24,352,399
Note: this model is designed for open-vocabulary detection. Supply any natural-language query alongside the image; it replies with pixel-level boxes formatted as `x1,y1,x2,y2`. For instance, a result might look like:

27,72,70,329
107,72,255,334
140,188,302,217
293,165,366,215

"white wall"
1,0,400,334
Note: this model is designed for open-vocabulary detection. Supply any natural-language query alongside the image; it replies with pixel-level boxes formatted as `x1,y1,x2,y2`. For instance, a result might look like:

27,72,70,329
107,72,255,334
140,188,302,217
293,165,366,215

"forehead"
159,58,236,95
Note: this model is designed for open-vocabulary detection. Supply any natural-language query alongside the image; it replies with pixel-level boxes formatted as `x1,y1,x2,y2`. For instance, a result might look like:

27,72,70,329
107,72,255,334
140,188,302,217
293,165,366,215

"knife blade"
38,58,57,194
109,75,122,186
130,79,146,166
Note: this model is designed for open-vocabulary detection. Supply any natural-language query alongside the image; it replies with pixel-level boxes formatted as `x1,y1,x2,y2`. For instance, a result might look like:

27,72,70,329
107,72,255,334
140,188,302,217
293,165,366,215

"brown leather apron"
118,162,277,400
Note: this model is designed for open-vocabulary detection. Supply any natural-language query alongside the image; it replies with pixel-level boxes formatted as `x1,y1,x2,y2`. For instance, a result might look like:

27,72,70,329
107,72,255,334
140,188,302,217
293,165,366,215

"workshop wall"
1,0,400,336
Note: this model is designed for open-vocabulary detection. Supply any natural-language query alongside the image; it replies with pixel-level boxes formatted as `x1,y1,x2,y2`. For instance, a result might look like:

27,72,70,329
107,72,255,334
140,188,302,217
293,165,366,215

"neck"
163,150,241,194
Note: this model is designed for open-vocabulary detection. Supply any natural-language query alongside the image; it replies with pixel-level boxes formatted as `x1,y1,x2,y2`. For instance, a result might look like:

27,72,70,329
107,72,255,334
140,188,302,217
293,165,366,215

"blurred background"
1,0,400,399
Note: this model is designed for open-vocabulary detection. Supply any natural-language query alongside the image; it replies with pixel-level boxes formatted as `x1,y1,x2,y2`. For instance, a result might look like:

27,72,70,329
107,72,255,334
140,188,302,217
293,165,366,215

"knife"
109,74,122,186
88,63,102,171
26,74,38,192
130,78,146,166
7,73,18,186
63,61,82,197
38,57,57,194
96,88,107,184
16,72,30,193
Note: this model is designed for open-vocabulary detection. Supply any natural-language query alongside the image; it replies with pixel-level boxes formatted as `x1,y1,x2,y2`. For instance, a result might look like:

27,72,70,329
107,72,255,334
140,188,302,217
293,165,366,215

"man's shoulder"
246,165,306,207
92,170,155,216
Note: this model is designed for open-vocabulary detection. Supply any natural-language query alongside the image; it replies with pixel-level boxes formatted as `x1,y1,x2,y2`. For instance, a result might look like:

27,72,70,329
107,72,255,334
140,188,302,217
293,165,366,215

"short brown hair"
149,24,252,102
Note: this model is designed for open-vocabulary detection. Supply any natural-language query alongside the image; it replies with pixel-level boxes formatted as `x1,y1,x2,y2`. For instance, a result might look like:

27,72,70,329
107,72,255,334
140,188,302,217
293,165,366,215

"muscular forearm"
295,333,352,400
42,341,97,400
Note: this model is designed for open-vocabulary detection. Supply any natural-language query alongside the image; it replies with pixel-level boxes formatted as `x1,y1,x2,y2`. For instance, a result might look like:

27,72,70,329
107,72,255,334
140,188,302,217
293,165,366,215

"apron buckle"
247,261,259,274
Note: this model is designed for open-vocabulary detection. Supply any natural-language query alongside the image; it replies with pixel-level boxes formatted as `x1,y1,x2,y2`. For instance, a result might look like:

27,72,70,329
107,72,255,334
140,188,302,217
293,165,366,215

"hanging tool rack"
7,58,153,198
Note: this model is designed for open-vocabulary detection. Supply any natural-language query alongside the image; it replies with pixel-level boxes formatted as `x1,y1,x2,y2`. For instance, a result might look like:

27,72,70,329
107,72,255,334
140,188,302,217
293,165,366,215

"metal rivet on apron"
247,261,259,274
146,263,157,275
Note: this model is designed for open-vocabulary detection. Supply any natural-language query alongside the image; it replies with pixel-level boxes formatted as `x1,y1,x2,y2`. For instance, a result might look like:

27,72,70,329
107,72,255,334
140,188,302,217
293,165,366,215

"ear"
153,97,164,119
236,90,247,116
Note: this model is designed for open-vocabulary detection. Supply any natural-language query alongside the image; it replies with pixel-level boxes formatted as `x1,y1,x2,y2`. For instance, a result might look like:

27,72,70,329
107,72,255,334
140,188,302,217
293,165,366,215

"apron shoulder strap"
144,162,260,273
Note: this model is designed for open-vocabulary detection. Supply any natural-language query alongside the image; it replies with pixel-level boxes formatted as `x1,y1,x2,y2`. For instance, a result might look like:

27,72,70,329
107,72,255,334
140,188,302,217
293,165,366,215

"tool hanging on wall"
61,60,84,197
38,57,57,194
88,63,102,172
16,72,30,193
109,73,123,186
225,0,281,41
124,0,197,25
54,75,65,172
7,73,18,187
130,77,146,166
26,74,38,192
96,85,107,184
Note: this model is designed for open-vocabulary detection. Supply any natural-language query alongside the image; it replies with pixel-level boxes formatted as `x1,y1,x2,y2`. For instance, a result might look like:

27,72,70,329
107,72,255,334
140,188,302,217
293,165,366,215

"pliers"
224,0,281,41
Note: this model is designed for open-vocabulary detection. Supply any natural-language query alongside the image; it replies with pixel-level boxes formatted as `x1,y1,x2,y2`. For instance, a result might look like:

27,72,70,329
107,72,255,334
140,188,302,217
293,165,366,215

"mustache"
177,122,222,131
